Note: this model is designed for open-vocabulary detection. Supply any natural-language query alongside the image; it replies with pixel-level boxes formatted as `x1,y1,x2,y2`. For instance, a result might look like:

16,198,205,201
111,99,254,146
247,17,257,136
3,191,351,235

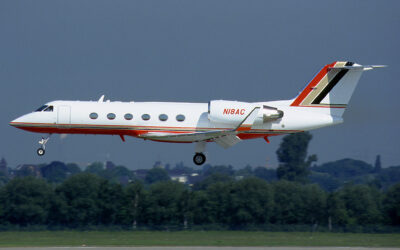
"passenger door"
57,106,71,127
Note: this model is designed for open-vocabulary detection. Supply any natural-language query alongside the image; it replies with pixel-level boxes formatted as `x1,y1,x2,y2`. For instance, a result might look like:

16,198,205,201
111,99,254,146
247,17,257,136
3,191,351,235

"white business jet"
10,61,384,165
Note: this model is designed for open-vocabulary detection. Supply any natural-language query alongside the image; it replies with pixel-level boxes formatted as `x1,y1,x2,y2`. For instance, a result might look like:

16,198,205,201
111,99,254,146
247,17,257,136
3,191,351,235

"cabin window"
89,112,98,119
142,114,150,121
35,105,48,112
124,113,133,120
176,114,185,122
43,106,53,112
107,113,116,120
159,114,168,121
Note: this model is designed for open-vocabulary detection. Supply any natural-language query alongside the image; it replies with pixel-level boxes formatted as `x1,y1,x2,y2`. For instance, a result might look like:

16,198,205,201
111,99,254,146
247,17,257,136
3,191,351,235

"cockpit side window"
43,106,53,112
35,105,48,112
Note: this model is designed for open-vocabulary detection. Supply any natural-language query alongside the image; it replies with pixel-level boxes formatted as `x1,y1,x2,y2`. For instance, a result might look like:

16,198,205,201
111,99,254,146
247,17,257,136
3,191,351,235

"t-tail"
290,61,385,117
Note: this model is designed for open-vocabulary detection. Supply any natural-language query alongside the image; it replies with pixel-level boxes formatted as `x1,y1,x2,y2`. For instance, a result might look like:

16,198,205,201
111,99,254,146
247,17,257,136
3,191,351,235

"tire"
193,153,206,166
37,148,45,156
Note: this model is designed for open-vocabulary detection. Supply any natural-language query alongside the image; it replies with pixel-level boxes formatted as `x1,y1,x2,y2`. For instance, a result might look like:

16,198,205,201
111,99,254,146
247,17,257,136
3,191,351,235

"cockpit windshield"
44,106,53,112
35,105,54,112
35,105,48,112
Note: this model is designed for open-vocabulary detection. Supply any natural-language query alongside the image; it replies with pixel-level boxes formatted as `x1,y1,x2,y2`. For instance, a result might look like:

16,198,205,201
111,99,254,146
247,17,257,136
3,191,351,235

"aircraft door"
57,106,71,126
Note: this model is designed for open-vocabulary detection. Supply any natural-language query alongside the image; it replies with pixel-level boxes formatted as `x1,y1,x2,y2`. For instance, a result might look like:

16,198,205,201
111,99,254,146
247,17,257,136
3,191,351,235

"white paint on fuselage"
11,99,341,141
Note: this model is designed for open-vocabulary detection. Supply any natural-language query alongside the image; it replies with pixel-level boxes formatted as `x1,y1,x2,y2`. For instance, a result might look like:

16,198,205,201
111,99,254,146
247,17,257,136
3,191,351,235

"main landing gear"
37,136,50,156
193,141,206,166
193,153,206,166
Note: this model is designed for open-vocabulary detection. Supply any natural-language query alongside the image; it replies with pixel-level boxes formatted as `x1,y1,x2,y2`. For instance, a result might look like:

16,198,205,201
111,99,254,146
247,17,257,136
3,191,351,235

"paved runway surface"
1,247,399,250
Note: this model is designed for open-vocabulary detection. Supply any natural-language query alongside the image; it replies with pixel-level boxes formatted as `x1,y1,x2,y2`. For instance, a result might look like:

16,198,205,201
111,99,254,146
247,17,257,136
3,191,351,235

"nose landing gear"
37,136,50,156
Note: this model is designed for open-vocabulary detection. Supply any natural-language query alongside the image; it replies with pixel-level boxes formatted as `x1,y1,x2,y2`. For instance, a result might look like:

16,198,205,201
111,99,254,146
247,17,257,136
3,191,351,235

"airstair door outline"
57,106,71,127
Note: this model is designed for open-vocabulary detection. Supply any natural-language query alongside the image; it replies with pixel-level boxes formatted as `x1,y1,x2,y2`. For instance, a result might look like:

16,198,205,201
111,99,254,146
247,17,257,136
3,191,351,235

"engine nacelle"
259,105,284,122
208,100,255,125
208,101,284,125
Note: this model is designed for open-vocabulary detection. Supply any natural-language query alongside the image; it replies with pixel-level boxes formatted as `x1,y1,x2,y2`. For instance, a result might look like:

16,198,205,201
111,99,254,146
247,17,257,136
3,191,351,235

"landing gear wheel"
37,148,45,156
193,153,206,166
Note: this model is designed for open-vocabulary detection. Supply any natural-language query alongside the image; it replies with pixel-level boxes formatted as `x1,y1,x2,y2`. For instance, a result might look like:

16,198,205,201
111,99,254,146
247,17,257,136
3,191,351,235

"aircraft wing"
139,107,260,148
140,130,236,142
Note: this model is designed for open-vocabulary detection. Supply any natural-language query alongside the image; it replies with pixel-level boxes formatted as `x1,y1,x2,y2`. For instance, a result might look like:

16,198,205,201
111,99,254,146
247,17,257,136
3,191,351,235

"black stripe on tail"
312,62,354,104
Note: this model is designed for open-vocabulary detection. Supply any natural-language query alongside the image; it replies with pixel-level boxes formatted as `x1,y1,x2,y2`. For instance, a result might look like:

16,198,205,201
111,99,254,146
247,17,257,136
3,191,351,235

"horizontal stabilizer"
329,65,387,71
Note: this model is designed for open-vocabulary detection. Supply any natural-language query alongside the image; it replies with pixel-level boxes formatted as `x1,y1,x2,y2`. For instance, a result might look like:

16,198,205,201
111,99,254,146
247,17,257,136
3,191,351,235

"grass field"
0,231,399,247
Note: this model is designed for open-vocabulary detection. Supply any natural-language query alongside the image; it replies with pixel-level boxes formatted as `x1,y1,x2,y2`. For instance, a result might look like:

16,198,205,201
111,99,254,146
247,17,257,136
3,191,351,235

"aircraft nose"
9,116,25,127
10,118,19,127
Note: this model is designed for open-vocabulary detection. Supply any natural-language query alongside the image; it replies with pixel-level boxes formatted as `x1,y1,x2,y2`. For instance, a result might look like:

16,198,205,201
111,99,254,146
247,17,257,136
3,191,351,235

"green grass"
0,231,399,247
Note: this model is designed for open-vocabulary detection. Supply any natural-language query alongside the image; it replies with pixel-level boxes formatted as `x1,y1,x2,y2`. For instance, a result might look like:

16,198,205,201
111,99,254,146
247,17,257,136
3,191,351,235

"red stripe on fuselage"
13,126,195,137
11,122,300,142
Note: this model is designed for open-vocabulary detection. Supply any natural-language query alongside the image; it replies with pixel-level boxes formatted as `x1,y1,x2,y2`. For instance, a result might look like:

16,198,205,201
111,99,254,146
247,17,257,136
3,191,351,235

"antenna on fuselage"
98,95,105,102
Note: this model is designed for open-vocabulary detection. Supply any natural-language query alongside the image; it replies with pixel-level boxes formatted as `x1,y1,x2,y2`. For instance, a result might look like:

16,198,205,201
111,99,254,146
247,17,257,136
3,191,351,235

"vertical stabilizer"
291,61,382,116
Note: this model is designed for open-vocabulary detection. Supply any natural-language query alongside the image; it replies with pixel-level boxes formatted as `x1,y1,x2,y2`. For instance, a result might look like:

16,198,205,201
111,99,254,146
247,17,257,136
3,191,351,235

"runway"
1,247,399,250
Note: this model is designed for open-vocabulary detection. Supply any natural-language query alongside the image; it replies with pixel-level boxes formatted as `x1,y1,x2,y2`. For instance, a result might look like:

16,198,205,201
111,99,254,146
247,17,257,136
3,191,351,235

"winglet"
234,107,260,131
98,95,105,102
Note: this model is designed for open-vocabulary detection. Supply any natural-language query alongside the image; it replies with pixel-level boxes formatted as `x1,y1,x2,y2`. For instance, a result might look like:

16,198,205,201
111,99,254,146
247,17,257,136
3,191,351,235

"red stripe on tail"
291,62,337,106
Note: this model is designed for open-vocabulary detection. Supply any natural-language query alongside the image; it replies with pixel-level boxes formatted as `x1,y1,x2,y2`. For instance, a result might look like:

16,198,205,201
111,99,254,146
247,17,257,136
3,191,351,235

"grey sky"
1,0,399,169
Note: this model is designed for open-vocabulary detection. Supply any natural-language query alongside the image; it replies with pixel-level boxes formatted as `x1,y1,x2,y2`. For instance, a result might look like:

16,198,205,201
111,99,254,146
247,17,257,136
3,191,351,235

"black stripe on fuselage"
312,62,354,104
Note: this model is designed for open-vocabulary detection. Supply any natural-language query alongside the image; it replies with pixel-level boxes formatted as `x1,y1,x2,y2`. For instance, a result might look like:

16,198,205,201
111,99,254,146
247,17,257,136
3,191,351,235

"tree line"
0,173,399,231
0,132,399,231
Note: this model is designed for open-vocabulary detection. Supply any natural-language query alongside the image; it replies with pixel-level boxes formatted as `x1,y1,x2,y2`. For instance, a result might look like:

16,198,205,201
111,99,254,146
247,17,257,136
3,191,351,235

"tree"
383,183,400,225
235,165,253,178
253,167,277,181
144,181,186,226
193,173,233,190
276,132,316,182
327,192,349,228
229,178,274,226
41,161,81,183
301,184,327,226
97,180,125,225
203,165,235,177
85,162,104,175
309,172,340,192
66,163,82,175
55,173,103,227
312,158,373,180
376,166,400,189
124,181,146,228
145,167,170,184
337,184,383,225
189,190,212,225
171,162,193,175
270,181,326,225
272,181,309,224
101,165,134,184
0,177,54,225
374,155,382,173
0,157,8,176
203,181,233,225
